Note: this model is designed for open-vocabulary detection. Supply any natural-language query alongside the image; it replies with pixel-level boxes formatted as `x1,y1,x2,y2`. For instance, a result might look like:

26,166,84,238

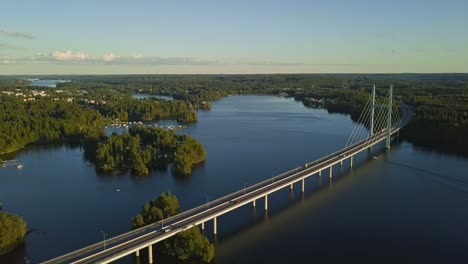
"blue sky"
0,0,467,74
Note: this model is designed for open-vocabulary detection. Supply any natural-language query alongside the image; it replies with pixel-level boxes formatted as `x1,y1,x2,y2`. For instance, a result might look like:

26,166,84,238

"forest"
19,73,465,128
1,73,468,158
0,95,106,154
91,126,206,176
0,82,200,155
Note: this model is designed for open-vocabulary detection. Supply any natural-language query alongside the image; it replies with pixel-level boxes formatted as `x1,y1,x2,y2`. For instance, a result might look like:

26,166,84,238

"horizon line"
1,72,468,76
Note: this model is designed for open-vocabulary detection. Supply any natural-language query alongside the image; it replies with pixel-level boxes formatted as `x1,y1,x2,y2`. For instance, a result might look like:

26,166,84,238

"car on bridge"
230,199,240,204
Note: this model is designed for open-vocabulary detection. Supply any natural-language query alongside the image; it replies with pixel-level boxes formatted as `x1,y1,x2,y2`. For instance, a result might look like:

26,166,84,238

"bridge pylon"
385,85,393,149
370,85,376,137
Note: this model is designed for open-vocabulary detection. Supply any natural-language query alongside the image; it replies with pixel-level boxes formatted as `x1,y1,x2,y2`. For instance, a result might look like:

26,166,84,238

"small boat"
116,188,121,192
16,164,23,169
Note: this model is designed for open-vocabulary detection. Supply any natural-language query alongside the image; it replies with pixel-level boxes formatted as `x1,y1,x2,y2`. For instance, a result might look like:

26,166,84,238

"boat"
16,164,23,169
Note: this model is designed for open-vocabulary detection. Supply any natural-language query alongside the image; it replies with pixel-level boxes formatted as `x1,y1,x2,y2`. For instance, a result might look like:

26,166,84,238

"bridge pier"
329,166,333,178
201,222,204,230
301,178,305,192
319,170,321,177
148,245,153,264
340,160,343,166
135,250,139,257
213,217,217,235
350,156,353,167
253,199,256,207
265,195,268,210
290,183,293,190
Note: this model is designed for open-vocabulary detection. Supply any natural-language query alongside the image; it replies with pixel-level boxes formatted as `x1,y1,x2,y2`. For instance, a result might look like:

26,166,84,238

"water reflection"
402,120,468,158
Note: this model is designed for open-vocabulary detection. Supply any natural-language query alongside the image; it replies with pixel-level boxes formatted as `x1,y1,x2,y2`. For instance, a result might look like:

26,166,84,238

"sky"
0,0,467,74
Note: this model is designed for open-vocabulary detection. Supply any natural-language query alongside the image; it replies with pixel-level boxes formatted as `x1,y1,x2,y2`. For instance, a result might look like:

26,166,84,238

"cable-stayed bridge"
42,85,411,264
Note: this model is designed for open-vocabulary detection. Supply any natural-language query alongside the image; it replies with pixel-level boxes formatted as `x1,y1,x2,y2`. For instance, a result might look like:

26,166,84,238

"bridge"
43,85,411,264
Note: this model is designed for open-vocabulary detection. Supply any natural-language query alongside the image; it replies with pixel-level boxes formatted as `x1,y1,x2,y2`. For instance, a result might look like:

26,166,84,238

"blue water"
1,96,467,263
132,94,173,101
27,79,70,88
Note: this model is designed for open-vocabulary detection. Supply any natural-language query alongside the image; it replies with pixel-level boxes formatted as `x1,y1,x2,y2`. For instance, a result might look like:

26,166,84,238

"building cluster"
1,88,78,103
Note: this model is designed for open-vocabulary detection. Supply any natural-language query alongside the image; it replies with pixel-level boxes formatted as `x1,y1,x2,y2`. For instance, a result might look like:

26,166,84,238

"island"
132,192,215,263
91,126,206,176
0,204,27,255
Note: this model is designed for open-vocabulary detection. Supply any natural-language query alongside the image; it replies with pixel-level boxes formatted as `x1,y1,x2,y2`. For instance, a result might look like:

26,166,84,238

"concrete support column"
340,160,343,166
252,199,256,207
135,250,140,257
329,165,333,178
290,183,293,190
301,178,305,193
148,245,153,264
201,222,204,230
213,217,217,235
319,170,321,177
265,195,268,211
350,156,353,167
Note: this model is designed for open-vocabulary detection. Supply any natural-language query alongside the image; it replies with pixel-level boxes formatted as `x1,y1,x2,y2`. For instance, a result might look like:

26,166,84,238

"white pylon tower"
370,85,376,137
385,85,393,149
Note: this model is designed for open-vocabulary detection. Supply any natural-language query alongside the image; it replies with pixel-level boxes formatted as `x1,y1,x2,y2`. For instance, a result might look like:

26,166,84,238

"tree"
160,227,215,263
131,154,149,175
132,192,180,229
131,193,214,263
174,135,206,176
0,212,27,255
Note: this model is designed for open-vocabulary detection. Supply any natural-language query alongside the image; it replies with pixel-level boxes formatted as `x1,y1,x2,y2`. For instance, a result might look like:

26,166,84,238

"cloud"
0,30,34,39
122,56,217,65
102,53,119,62
4,51,310,69
0,43,11,48
51,50,89,61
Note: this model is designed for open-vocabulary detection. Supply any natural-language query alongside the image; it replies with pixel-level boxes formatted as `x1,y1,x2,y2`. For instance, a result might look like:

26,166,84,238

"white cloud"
5,51,307,69
52,50,89,61
102,53,119,62
0,30,34,39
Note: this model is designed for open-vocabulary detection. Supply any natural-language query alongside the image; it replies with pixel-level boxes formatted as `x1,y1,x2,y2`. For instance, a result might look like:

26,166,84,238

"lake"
132,94,173,101
27,79,71,88
1,96,467,263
